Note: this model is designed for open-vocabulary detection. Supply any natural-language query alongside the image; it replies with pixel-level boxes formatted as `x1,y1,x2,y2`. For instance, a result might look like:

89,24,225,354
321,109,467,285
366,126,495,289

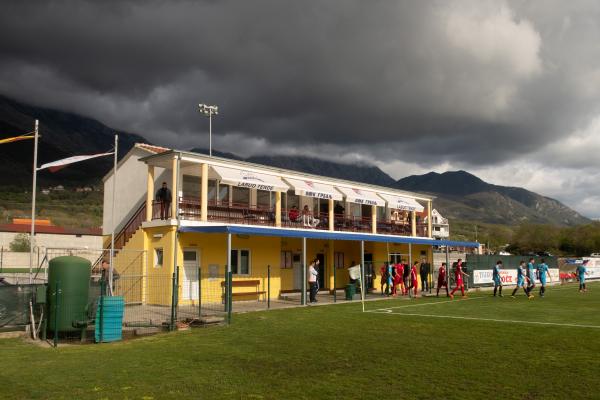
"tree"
9,233,30,252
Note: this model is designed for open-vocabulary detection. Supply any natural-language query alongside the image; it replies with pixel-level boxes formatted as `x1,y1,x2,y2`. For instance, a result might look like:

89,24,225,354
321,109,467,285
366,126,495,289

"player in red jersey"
410,261,419,297
436,262,448,297
395,262,406,295
449,259,469,299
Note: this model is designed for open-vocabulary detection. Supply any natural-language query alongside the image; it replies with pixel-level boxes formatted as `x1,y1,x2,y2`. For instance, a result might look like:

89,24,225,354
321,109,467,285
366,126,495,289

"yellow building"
106,148,477,307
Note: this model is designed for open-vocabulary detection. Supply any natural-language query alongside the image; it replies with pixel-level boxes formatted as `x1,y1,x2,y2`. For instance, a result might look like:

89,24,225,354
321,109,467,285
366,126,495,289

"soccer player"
536,258,552,297
395,262,406,295
390,263,398,296
402,260,410,295
410,261,419,297
387,262,394,296
436,262,448,297
449,259,469,299
511,261,531,298
380,263,389,295
525,258,536,298
576,261,589,292
492,260,503,297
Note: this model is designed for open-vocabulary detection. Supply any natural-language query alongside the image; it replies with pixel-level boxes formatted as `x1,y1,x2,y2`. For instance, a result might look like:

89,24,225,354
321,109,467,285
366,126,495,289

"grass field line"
366,295,486,313
371,311,600,329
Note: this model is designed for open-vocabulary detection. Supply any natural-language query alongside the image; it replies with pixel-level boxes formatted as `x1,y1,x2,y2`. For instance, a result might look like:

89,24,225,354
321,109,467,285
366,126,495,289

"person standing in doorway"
308,258,320,303
156,181,172,220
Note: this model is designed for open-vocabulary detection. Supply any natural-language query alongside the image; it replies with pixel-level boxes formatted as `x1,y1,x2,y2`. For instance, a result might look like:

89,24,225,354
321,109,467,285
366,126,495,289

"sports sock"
512,288,518,296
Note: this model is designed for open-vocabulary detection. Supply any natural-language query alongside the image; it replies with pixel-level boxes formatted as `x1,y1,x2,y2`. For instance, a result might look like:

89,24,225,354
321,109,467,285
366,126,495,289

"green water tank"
47,256,91,332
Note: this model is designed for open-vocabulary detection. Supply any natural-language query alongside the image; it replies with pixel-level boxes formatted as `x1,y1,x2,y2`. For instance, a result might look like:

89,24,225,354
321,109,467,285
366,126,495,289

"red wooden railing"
113,201,146,250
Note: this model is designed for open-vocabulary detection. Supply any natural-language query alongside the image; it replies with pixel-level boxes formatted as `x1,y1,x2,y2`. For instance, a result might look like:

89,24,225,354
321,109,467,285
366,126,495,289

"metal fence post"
267,265,271,309
224,264,228,313
227,270,232,325
170,267,178,331
198,266,202,319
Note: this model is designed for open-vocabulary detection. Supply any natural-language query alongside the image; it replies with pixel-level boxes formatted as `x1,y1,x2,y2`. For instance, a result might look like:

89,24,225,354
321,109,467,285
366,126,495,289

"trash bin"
345,283,356,300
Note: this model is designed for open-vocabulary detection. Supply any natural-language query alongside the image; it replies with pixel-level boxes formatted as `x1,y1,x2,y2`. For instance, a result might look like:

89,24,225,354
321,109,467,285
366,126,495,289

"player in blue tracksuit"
536,259,551,297
576,263,589,292
511,261,531,298
525,258,536,298
492,260,503,297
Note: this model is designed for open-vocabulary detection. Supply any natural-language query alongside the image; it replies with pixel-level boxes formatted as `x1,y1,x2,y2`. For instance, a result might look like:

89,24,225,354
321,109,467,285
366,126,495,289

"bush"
9,233,30,252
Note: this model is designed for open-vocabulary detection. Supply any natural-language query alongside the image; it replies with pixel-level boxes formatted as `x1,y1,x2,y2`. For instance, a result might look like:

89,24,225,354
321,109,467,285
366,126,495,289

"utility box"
35,285,46,304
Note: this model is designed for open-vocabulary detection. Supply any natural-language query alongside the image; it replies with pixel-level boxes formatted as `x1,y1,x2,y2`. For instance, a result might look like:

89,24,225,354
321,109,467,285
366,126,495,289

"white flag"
38,152,114,172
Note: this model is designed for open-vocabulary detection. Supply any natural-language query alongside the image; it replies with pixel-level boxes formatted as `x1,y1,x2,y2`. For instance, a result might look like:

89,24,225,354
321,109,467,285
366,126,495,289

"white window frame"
231,248,251,275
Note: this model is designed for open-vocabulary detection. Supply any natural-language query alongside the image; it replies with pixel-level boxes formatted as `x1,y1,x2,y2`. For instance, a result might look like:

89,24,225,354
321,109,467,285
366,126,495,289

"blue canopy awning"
179,224,479,248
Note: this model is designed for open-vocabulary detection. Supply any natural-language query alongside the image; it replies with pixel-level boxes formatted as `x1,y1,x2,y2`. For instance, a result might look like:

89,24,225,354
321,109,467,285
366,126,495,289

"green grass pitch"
1,282,599,399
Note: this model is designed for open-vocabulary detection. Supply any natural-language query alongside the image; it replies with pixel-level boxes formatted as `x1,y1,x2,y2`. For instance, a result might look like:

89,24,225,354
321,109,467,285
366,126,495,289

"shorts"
539,279,546,286
579,276,586,284
437,279,446,287
517,278,524,287
493,277,502,286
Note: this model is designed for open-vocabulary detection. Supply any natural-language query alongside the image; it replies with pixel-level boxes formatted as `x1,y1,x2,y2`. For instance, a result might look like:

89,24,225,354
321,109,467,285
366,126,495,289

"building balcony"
150,197,430,238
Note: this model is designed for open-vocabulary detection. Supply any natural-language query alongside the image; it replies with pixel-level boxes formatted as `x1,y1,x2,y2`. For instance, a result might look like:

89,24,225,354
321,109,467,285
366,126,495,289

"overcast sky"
1,1,599,217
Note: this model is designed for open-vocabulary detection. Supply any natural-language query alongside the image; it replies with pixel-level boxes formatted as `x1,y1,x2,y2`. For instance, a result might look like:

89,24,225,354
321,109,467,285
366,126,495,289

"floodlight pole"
29,120,39,284
198,104,219,157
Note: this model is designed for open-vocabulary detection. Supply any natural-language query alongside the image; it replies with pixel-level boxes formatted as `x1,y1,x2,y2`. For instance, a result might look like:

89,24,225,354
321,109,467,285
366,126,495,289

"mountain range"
0,95,589,227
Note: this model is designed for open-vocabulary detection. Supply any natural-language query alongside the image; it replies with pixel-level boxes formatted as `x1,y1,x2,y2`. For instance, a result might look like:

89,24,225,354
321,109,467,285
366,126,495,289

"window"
231,249,250,275
218,184,230,204
232,186,250,206
154,248,164,268
183,175,201,199
257,190,273,208
208,179,217,202
434,226,441,231
334,252,345,269
281,251,293,269
286,190,299,210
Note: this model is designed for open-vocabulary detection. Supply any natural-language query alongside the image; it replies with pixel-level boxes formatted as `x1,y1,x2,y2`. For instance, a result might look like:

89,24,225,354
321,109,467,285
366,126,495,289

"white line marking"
366,296,485,313
376,312,600,329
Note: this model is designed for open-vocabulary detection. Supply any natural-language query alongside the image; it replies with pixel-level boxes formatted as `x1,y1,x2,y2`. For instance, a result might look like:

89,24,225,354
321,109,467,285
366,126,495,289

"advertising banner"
473,269,559,285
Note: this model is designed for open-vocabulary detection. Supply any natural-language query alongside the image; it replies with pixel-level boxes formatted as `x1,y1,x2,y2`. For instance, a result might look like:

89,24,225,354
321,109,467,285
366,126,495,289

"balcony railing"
150,198,430,237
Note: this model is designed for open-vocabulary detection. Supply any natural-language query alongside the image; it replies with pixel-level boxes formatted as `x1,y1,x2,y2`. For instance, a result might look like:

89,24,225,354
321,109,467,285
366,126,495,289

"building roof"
141,149,435,202
102,142,171,182
0,223,102,236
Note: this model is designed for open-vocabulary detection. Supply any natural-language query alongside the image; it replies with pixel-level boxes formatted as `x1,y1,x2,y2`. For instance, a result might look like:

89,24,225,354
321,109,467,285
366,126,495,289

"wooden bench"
221,279,266,301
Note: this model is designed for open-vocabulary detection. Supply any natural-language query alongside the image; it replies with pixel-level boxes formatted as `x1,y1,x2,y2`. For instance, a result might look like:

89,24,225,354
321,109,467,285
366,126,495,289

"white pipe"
109,134,118,295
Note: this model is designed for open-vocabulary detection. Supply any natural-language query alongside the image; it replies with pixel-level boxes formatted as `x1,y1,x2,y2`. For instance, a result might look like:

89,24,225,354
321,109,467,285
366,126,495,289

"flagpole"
109,134,118,296
29,120,39,284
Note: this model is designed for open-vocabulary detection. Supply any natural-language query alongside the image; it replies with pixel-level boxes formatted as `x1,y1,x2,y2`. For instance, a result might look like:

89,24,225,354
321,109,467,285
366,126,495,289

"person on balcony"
155,181,172,220
302,205,319,228
288,205,301,223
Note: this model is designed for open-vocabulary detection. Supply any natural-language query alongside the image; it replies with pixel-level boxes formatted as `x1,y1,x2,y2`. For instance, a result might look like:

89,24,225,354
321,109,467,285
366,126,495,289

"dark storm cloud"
0,0,600,168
